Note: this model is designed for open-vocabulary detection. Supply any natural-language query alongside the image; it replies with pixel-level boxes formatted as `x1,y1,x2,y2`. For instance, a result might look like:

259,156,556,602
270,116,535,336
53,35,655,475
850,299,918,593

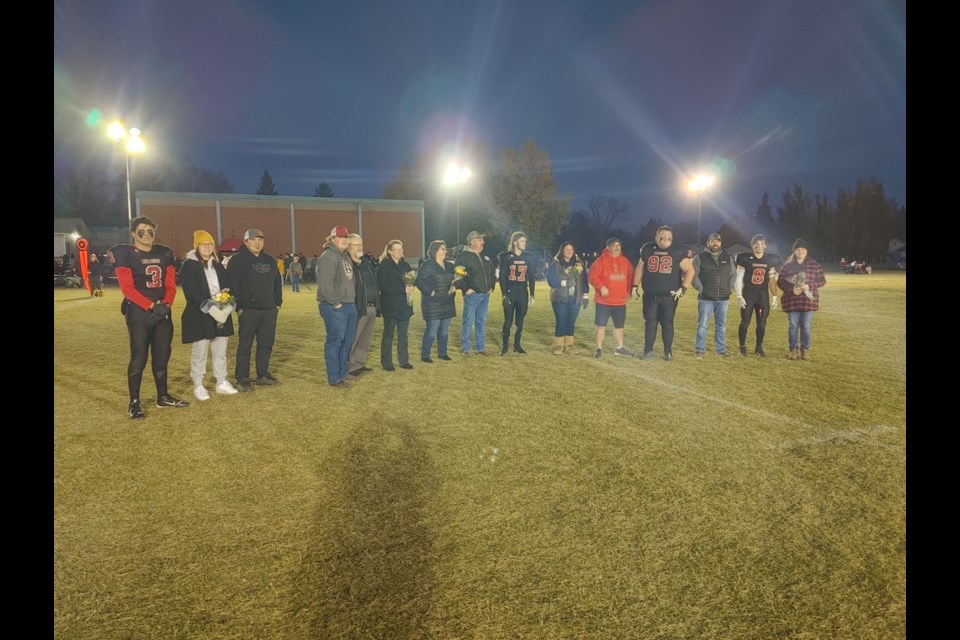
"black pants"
235,307,278,381
738,293,769,348
381,315,410,367
501,293,529,346
642,293,679,353
126,304,173,400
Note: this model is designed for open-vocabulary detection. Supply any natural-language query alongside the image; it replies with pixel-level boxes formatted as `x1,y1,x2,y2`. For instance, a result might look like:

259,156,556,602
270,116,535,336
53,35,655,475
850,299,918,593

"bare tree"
587,195,630,241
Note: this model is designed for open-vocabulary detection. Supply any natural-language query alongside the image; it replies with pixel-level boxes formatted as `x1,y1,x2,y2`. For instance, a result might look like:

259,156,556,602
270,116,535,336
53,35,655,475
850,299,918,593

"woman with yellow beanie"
179,230,238,400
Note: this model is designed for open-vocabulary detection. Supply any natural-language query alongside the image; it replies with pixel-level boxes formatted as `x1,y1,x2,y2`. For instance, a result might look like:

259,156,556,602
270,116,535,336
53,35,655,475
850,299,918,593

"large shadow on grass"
291,415,439,638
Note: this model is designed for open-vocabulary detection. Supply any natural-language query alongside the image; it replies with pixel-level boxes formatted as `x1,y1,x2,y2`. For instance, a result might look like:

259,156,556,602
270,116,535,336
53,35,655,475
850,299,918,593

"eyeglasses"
135,229,155,238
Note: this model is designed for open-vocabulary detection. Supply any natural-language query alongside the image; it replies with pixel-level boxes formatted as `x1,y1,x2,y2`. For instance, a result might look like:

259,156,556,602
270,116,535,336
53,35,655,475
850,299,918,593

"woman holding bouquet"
180,230,239,399
377,240,415,371
414,240,457,363
546,242,590,354
777,238,827,361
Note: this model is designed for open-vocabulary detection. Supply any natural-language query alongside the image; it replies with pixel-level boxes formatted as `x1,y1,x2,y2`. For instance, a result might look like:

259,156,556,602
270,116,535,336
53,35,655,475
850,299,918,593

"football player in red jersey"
109,216,189,419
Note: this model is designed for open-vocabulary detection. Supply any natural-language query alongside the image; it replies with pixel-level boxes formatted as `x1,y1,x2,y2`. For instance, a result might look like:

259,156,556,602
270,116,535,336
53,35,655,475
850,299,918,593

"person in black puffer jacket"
377,240,415,371
414,240,457,362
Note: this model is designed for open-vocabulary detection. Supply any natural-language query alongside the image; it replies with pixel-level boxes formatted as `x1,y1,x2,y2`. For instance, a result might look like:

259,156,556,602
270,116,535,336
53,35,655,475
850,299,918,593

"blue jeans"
552,300,581,336
787,311,814,350
291,274,300,292
461,292,490,353
319,302,358,384
696,299,729,353
422,317,452,358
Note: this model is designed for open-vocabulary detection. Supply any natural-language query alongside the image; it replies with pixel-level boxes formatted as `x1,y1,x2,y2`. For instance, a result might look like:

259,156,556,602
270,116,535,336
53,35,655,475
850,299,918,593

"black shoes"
739,346,748,357
642,351,655,360
256,374,280,386
663,352,673,361
156,395,189,408
421,357,434,363
128,399,145,420
755,346,767,357
400,363,414,370
383,364,396,371
513,345,527,354
237,379,255,392
349,369,365,376
438,355,452,361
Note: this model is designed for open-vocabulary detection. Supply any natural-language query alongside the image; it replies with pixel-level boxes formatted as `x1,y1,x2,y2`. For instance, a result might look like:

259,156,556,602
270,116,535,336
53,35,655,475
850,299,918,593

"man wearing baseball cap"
316,225,358,386
691,232,737,358
453,230,496,355
226,228,283,391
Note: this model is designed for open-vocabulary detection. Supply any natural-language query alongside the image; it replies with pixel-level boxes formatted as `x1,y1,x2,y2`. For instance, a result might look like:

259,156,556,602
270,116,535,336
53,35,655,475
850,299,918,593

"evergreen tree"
256,170,278,195
813,194,837,260
755,191,775,231
313,181,336,197
777,183,814,245
637,216,665,245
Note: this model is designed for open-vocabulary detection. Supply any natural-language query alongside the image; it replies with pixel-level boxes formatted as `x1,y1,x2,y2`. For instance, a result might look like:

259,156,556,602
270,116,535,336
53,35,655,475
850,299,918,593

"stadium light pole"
107,122,146,225
444,162,471,244
688,174,715,245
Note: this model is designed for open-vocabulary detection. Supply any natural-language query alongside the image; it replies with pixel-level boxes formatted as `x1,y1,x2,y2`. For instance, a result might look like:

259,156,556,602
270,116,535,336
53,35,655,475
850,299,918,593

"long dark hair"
553,242,580,265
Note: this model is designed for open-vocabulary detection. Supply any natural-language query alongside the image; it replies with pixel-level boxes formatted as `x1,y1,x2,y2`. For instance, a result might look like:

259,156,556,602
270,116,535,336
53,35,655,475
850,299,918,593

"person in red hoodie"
587,237,635,358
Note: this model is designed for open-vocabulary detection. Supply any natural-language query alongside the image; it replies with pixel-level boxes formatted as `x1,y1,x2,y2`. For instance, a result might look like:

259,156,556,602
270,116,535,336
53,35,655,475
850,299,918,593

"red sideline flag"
77,238,92,295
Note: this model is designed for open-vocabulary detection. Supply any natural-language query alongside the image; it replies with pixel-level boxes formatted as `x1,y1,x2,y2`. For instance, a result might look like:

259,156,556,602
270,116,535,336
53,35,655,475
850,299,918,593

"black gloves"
151,301,171,318
148,301,171,324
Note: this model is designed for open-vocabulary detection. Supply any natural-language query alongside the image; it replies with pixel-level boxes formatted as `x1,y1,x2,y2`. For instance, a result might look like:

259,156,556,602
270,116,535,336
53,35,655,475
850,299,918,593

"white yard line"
53,297,95,313
819,309,905,320
590,357,903,450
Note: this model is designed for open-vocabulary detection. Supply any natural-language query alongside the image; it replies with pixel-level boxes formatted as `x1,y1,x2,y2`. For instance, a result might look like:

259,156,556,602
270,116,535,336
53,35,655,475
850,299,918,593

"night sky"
54,0,905,232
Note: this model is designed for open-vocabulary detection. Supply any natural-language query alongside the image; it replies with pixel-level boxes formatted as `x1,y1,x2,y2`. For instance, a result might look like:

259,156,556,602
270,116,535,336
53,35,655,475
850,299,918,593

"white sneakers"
215,380,239,395
194,381,238,399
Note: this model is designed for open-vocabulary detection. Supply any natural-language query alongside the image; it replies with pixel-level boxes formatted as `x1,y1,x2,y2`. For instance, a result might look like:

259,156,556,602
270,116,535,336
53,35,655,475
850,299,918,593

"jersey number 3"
646,255,673,274
145,264,163,288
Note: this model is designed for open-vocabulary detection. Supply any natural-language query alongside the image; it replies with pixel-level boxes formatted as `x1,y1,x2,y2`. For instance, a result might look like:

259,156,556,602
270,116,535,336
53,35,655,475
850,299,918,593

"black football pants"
126,304,173,400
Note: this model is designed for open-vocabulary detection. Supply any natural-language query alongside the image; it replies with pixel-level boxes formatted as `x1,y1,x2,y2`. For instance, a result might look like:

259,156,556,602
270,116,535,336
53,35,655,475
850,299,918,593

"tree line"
55,143,904,265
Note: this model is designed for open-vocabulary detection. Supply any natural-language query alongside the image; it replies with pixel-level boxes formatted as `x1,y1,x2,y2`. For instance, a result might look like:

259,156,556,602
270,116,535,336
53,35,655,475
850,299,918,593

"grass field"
54,272,906,639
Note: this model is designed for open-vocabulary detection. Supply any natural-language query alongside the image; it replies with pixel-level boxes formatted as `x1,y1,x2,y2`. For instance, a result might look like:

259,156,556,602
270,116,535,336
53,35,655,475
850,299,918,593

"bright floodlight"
126,131,145,154
106,121,147,224
107,121,128,142
688,174,715,192
445,163,471,185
